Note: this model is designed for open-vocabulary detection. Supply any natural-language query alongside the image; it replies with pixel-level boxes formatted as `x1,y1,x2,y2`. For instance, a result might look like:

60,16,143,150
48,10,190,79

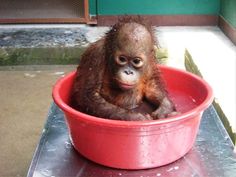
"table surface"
27,104,236,177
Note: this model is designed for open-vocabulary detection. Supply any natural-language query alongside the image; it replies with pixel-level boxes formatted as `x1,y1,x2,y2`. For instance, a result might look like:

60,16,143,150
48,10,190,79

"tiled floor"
0,25,235,176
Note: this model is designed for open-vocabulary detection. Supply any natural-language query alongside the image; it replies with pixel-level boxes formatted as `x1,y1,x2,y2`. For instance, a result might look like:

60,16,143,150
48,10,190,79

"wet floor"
0,65,76,177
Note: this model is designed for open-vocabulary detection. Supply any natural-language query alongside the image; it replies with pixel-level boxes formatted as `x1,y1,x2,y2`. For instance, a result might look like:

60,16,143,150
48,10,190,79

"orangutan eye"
119,56,127,63
131,58,143,68
116,55,128,65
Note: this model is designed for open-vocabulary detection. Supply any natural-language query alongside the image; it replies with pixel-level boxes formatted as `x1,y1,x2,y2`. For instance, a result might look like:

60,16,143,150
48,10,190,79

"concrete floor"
0,65,76,177
0,25,235,176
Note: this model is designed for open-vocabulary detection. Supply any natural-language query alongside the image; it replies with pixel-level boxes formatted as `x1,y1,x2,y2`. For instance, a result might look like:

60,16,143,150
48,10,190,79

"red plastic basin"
52,65,213,169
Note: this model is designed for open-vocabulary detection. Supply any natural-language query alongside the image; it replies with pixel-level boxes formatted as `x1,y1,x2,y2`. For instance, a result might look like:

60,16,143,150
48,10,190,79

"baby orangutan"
71,18,177,121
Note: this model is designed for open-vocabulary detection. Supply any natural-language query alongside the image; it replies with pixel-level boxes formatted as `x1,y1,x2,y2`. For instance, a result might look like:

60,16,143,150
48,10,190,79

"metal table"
27,104,236,177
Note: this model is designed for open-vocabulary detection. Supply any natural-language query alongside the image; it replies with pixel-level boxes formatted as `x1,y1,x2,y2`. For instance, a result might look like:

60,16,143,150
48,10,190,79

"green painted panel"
220,0,236,28
96,0,220,15
89,0,97,15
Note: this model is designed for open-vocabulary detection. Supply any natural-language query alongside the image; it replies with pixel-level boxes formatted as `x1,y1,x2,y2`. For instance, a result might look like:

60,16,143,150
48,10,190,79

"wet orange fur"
71,17,176,121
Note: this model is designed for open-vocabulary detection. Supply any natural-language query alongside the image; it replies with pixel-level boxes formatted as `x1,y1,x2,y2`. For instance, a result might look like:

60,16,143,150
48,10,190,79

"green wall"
220,0,236,28
89,0,220,15
89,0,97,15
